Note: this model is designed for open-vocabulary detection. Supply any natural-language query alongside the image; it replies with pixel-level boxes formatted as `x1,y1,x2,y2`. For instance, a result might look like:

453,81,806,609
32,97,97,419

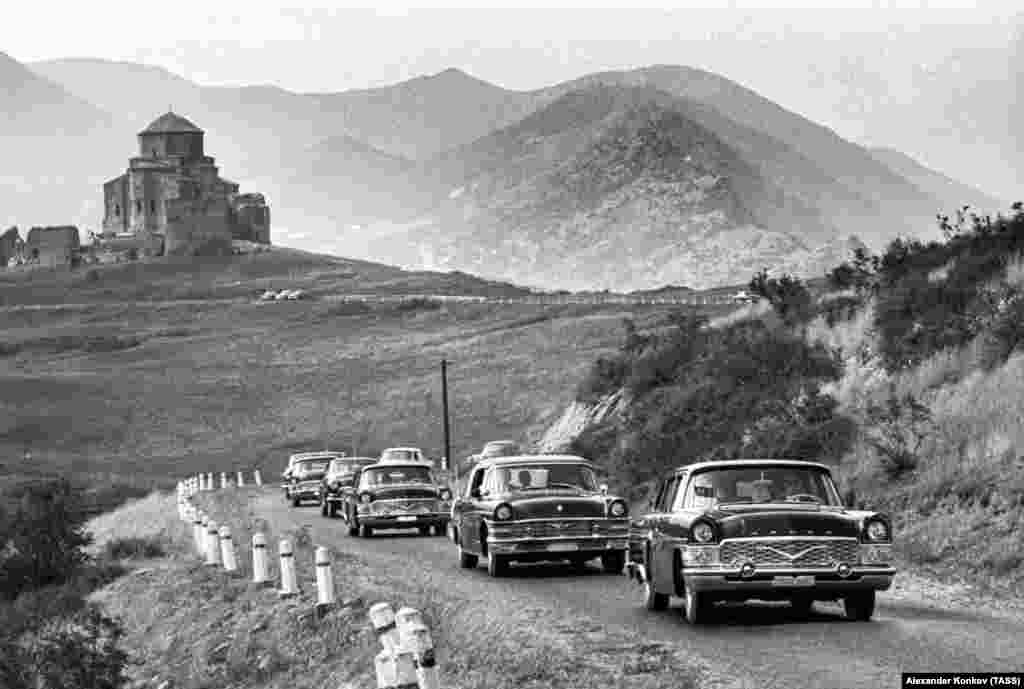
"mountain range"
1,51,1009,290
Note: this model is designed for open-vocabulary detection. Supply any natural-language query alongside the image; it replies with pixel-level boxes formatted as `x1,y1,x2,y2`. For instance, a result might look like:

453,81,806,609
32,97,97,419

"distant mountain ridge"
3,53,1010,290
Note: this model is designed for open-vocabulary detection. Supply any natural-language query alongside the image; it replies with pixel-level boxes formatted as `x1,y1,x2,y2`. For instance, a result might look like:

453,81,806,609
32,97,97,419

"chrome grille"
511,520,629,538
720,538,860,567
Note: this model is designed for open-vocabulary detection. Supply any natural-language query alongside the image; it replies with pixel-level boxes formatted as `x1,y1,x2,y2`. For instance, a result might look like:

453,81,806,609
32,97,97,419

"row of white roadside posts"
177,472,442,689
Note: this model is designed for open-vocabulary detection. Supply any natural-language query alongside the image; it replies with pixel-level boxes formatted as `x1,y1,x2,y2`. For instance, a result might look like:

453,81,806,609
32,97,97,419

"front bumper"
684,566,896,594
289,486,321,500
487,535,629,556
360,513,449,529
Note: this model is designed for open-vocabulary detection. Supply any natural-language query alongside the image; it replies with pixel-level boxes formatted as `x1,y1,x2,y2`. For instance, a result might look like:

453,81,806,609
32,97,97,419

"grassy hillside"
0,252,733,499
569,203,1024,594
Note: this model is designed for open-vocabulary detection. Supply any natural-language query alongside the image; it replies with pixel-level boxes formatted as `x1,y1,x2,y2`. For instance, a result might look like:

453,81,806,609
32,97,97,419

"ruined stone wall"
0,227,20,265
102,175,129,235
26,226,80,268
164,198,233,256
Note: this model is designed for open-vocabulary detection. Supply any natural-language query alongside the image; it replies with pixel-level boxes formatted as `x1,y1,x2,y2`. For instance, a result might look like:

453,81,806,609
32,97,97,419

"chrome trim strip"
685,566,897,576
487,535,629,544
484,517,629,526
720,536,863,543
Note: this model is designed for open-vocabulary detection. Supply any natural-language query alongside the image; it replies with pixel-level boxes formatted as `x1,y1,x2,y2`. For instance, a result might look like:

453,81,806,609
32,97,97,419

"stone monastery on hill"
101,111,270,256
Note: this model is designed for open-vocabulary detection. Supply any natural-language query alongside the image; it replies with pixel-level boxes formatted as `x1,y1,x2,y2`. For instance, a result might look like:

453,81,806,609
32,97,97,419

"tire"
601,551,626,574
347,516,359,537
328,502,338,518
643,548,669,611
320,499,329,517
487,552,508,577
359,523,373,538
683,586,712,625
418,526,431,536
292,496,301,508
458,543,479,569
790,595,815,618
843,591,876,621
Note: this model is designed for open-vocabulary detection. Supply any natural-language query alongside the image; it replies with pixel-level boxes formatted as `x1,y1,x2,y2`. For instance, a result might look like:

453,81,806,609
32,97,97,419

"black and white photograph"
2,2,1023,687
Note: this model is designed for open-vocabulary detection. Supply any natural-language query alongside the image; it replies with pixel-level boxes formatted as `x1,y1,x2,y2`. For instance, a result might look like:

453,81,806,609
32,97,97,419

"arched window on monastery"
114,204,120,217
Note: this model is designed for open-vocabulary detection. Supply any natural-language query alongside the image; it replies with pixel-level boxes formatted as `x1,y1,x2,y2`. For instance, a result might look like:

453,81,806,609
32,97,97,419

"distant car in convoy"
625,459,895,624
343,461,452,537
319,456,377,517
283,451,344,482
282,455,334,507
379,447,427,464
450,454,629,577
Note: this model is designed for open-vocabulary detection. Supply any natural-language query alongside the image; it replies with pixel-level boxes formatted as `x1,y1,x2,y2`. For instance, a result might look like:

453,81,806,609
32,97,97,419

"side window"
652,479,668,512
468,468,485,498
660,477,681,512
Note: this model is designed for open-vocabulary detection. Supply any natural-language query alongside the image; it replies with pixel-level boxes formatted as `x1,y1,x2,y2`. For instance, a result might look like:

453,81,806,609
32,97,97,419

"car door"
651,475,684,594
458,467,489,555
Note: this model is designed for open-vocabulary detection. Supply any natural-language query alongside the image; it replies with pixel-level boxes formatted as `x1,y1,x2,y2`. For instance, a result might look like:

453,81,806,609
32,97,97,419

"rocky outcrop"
537,389,628,453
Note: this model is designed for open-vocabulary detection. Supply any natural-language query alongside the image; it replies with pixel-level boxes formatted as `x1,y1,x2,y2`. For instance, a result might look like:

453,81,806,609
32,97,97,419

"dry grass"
87,490,709,689
808,299,1024,593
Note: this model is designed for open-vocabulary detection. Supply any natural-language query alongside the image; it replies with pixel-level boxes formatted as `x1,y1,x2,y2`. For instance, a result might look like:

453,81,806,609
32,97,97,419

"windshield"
683,466,841,509
360,465,433,487
489,463,598,493
382,449,420,461
294,460,328,478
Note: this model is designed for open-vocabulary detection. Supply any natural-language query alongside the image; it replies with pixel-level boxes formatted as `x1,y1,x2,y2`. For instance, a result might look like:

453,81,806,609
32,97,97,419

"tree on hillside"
0,479,92,599
748,269,812,324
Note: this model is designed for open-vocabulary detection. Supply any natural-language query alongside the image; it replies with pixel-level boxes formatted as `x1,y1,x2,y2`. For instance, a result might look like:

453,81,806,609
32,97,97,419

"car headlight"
865,518,889,542
360,493,373,504
440,489,452,501
494,503,513,521
608,500,627,518
691,521,716,544
329,480,340,490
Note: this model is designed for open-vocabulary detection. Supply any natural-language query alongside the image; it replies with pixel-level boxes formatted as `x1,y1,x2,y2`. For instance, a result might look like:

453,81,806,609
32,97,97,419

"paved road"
258,494,1024,689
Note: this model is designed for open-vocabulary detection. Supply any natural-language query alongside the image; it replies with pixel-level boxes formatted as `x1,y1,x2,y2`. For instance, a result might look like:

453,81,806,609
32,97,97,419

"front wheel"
843,591,876,621
487,552,508,577
347,515,359,537
601,551,626,574
291,496,301,508
328,502,338,518
320,498,329,517
458,543,478,569
359,523,373,538
683,587,712,625
418,526,431,536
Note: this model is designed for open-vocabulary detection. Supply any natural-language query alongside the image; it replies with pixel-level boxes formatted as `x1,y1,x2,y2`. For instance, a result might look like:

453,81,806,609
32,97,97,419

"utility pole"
441,359,453,481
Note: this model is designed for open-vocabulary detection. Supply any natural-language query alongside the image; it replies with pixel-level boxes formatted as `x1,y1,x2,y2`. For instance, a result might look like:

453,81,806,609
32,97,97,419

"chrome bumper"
487,535,628,555
684,566,896,593
361,513,448,527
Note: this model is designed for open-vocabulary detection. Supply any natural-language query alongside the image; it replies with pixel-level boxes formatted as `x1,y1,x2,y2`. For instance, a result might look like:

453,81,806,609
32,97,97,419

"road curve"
258,495,1024,689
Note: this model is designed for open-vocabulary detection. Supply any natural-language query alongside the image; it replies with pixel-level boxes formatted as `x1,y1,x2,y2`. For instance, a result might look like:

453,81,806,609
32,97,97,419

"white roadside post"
314,546,335,617
220,526,238,573
193,512,205,557
220,472,228,490
254,469,263,487
236,470,245,487
252,532,269,585
396,608,440,689
207,472,215,490
278,538,298,597
369,602,400,653
205,520,222,567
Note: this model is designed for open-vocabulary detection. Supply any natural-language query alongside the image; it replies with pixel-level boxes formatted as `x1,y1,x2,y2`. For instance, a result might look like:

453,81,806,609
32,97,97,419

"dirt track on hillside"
255,493,1024,689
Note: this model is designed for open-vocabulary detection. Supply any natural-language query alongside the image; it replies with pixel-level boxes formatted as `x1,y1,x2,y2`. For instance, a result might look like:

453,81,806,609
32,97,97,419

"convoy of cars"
279,443,895,623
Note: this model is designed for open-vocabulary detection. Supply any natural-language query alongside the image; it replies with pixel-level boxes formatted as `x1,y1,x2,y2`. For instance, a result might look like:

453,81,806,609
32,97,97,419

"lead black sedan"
449,454,630,577
625,459,895,624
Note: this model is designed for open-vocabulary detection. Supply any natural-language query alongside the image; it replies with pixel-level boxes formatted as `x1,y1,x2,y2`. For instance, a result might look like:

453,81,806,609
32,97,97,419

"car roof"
329,457,376,464
472,454,595,469
483,440,517,447
676,459,833,475
364,461,434,470
381,447,422,453
289,451,343,462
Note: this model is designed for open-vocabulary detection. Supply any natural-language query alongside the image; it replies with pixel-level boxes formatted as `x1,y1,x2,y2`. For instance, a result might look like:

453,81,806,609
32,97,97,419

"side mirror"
600,483,609,495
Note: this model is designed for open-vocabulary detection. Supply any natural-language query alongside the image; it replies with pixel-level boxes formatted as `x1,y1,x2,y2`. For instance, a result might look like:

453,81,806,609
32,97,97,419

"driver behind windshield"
782,473,806,497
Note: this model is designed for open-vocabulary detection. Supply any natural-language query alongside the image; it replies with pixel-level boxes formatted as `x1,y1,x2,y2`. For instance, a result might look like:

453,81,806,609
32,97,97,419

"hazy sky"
5,2,1023,196
5,2,1019,93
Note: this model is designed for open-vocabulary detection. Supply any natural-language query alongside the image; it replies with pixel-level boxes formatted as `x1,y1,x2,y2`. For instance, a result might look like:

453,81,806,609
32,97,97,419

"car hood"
505,493,610,520
366,484,440,500
702,505,860,539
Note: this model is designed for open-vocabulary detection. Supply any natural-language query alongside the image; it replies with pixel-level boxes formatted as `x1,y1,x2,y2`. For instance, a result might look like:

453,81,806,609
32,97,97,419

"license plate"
546,543,578,552
771,575,815,587
396,516,417,522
